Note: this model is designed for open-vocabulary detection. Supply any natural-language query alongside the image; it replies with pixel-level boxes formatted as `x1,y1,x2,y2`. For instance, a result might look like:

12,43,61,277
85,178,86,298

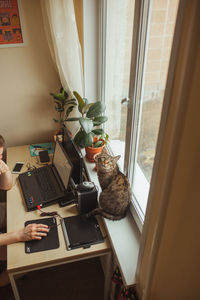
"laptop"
62,125,84,185
19,141,73,211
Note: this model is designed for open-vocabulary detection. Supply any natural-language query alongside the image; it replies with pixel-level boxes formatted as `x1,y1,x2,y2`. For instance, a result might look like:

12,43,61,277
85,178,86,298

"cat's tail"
86,208,102,218
86,208,125,221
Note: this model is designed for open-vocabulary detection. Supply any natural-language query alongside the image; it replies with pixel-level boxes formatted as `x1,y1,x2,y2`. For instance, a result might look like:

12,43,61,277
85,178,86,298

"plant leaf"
83,98,88,105
86,102,106,118
105,133,109,140
65,117,80,121
65,106,75,118
54,99,62,105
59,87,69,98
54,103,61,110
79,117,93,134
82,103,95,115
75,130,94,147
93,116,108,126
78,106,82,114
84,132,94,147
50,92,66,101
74,130,85,146
92,129,104,135
94,140,103,148
73,91,85,111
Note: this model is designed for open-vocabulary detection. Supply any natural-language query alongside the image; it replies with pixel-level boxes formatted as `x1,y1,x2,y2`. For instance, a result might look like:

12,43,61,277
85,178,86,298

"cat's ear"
94,153,100,163
101,147,108,155
113,155,120,162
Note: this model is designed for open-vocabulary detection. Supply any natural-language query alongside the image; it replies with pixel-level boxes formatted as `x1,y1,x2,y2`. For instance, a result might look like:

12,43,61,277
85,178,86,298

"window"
101,0,179,229
101,0,134,168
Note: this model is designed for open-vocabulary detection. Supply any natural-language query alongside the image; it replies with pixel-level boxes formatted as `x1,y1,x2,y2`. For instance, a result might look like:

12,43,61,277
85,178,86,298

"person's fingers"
37,228,49,234
31,232,47,240
37,224,48,228
33,236,42,240
36,224,49,232
29,224,48,231
35,232,47,237
23,223,49,241
30,224,49,240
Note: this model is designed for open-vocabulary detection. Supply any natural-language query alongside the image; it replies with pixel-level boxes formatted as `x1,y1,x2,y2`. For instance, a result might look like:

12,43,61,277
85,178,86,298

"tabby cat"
87,147,132,220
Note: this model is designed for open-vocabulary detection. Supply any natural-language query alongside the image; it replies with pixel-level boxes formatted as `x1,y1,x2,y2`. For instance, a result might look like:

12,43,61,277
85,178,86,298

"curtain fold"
40,0,84,97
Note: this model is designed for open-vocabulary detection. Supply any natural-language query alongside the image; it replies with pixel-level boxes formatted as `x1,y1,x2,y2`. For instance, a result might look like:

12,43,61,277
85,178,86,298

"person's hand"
18,223,49,241
0,160,9,175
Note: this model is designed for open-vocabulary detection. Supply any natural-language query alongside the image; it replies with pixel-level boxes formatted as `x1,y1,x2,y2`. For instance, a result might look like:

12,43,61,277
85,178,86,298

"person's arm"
0,160,13,190
0,223,49,246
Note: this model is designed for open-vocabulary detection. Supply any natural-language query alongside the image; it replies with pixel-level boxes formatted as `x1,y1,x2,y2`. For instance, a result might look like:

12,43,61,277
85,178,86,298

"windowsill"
81,149,140,287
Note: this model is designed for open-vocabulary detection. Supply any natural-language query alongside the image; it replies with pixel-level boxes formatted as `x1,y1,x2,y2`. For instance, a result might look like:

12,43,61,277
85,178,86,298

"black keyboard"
34,167,58,201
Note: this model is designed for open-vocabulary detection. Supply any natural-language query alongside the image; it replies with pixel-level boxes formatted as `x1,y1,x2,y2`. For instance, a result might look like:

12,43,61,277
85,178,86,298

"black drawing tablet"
24,217,59,254
61,215,104,250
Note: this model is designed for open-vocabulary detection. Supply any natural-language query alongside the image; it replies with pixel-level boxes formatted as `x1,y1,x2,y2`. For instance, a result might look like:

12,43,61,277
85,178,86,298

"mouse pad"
24,217,59,254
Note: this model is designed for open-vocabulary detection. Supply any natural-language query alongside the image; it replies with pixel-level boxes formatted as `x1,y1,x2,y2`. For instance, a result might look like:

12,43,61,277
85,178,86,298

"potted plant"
50,87,77,140
66,91,108,162
84,132,109,162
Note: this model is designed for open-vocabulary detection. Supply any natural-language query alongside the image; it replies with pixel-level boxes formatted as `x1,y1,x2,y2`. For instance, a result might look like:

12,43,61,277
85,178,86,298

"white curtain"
40,0,84,97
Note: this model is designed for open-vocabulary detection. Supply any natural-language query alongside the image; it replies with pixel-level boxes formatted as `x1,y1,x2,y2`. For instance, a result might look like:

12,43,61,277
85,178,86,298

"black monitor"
62,125,83,185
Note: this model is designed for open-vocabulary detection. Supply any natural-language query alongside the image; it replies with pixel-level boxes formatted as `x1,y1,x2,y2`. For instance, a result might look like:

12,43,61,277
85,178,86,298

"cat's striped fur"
87,147,132,220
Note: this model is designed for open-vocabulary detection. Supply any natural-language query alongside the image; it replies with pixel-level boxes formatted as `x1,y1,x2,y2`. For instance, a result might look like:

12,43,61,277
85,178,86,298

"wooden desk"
6,145,112,300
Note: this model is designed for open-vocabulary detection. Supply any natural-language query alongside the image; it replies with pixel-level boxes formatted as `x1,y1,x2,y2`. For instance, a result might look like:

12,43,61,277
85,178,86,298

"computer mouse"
77,181,95,191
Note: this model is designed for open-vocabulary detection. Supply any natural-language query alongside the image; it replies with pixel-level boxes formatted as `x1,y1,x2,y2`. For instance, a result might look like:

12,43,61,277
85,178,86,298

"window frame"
86,0,176,232
99,0,152,231
126,0,151,231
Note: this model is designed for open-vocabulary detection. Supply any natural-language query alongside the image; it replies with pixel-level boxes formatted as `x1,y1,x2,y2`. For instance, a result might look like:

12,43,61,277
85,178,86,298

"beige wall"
137,1,200,299
0,0,61,147
0,0,83,148
0,0,82,146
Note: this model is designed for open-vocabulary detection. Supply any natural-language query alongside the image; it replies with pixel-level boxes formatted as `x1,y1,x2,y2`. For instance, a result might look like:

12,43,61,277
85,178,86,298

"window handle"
121,97,130,105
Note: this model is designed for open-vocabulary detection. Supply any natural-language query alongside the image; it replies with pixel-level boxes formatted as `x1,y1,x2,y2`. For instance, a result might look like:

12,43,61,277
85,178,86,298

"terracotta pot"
85,145,105,162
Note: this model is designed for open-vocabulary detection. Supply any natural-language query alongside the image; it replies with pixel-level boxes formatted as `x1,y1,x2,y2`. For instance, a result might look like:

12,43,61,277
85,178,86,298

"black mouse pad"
24,217,59,254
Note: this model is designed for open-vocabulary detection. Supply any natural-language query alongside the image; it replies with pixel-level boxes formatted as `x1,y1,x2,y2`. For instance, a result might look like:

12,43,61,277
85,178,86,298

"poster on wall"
0,0,24,47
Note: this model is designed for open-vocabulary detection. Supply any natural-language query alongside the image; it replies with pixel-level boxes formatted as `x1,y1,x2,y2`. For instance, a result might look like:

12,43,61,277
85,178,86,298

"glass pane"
104,0,135,170
132,0,179,215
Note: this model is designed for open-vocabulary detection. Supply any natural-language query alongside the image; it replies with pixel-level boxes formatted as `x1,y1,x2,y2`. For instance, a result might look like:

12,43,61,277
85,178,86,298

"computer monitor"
62,125,83,185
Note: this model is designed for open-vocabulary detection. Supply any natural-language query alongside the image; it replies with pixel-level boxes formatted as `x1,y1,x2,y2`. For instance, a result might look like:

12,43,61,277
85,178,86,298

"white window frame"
99,0,152,232
83,0,156,233
126,0,152,231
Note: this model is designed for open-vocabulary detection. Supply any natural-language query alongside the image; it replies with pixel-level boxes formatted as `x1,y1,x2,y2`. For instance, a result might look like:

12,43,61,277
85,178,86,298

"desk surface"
6,145,110,274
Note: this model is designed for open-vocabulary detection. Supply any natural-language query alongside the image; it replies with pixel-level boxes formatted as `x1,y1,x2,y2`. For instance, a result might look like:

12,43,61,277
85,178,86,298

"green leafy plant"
50,87,77,127
66,91,108,147
92,133,109,148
